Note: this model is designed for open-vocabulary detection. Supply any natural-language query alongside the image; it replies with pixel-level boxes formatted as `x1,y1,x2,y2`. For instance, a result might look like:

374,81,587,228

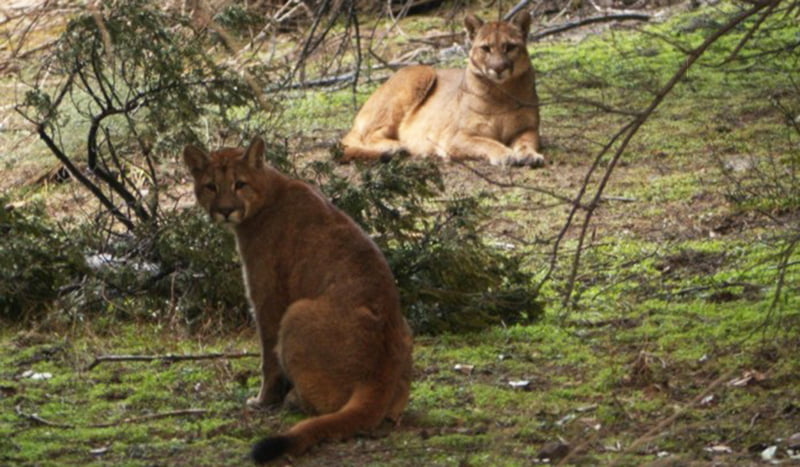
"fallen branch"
600,195,637,203
269,61,418,91
15,405,74,428
86,352,259,371
15,405,207,429
531,14,651,42
88,409,208,428
672,281,762,297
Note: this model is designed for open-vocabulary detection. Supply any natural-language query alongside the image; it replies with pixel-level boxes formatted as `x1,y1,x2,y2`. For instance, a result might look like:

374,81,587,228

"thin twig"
719,0,779,65
15,405,208,429
671,281,763,297
452,161,579,206
600,196,637,203
88,409,208,428
558,0,779,311
87,0,113,64
612,368,737,463
15,405,75,428
200,11,273,113
35,123,136,231
86,352,260,371
504,0,534,21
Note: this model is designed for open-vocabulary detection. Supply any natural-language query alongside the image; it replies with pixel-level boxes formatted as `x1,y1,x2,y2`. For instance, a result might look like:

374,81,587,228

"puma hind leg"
342,65,437,162
252,298,407,462
276,298,388,416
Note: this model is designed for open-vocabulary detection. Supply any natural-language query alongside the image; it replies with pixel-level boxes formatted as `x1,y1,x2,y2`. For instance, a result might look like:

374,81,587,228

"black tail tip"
251,435,291,464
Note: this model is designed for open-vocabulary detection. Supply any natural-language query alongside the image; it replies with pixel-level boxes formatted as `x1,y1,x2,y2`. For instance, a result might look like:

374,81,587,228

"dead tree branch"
531,14,651,41
504,0,534,20
86,352,260,371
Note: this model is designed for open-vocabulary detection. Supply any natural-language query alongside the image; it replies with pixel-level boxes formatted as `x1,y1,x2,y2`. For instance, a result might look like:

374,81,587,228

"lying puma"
183,137,413,463
341,12,543,167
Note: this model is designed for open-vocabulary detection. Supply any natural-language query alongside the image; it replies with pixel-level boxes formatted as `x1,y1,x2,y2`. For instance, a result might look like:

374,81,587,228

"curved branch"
86,106,152,223
36,123,135,231
555,0,780,311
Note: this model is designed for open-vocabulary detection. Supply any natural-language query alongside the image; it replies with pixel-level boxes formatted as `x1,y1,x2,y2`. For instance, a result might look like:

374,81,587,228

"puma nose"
486,57,512,80
491,61,511,74
217,207,235,219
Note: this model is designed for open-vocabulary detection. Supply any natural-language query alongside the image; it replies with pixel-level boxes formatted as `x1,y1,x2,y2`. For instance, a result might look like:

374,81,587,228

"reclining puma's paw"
489,150,546,168
512,149,546,168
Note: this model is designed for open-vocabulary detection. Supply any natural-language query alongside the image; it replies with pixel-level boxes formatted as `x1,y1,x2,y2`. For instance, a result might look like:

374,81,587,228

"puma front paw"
489,150,545,168
246,395,269,409
510,148,545,168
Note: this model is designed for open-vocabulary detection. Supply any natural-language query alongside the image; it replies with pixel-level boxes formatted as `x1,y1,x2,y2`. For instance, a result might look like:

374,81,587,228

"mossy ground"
2,291,798,465
2,3,799,466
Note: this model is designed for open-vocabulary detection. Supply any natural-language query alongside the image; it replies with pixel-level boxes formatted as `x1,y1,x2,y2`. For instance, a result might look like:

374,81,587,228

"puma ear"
511,11,531,39
464,14,484,42
243,136,266,169
183,145,209,175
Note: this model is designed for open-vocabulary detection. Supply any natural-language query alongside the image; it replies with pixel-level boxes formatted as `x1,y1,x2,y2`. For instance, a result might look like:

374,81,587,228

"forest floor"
2,1,799,466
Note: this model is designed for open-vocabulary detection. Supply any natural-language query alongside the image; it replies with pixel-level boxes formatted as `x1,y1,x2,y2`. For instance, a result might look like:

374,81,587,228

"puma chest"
457,98,537,141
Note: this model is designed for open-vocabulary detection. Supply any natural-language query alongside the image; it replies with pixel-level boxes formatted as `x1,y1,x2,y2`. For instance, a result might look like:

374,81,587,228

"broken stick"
86,351,259,371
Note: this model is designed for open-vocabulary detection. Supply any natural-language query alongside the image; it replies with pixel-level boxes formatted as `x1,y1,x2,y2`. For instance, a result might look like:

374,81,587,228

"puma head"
183,137,270,225
465,12,532,83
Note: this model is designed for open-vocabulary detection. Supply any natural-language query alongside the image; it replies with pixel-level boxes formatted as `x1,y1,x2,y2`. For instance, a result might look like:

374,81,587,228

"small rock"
556,413,576,426
537,441,570,462
700,394,716,406
90,445,111,456
761,445,777,461
722,155,758,173
508,380,531,390
788,432,800,449
21,370,52,380
704,444,732,454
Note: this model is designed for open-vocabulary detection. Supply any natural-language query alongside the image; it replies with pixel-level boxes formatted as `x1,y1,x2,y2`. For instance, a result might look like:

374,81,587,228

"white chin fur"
213,212,243,225
485,69,510,82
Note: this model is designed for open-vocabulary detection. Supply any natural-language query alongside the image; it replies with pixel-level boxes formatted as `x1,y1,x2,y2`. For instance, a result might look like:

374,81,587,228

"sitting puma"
183,137,413,463
341,12,543,167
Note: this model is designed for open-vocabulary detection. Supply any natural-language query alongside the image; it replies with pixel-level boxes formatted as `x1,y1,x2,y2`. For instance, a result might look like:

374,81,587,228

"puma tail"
250,386,388,464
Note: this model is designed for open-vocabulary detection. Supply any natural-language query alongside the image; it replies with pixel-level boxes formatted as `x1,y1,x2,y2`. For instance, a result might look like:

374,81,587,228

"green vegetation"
2,1,799,465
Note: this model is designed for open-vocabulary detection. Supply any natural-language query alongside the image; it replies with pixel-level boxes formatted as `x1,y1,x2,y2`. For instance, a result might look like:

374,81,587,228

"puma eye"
481,45,491,53
505,43,518,52
234,180,247,190
204,183,217,192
